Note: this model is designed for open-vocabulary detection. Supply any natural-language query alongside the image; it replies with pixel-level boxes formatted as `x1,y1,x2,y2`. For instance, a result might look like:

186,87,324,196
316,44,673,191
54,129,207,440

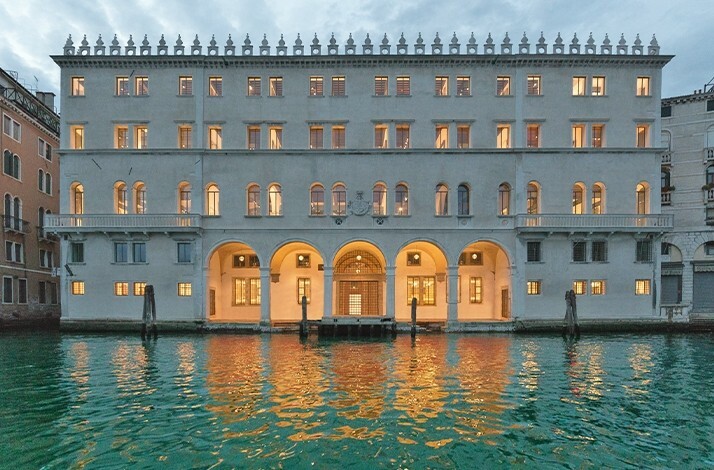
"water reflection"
624,343,653,399
329,342,388,420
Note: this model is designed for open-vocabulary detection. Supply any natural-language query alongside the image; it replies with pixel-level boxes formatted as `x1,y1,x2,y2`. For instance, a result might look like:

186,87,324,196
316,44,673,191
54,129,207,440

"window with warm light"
406,252,421,266
469,277,483,303
572,76,586,96
115,182,128,214
396,76,410,96
134,182,146,214
496,124,511,148
178,182,191,214
435,184,449,216
374,125,388,148
331,76,345,96
435,125,449,149
435,76,449,96
247,77,261,96
527,124,540,148
114,282,129,296
296,254,311,268
232,278,260,305
332,126,345,149
71,125,84,149
179,76,193,95
116,126,129,149
116,76,129,96
206,184,220,216
309,76,324,96
269,127,282,149
71,281,85,295
372,183,387,215
636,183,649,215
178,125,192,149
591,184,604,214
208,76,222,96
573,280,587,295
71,183,84,215
592,124,604,148
592,76,605,96
572,125,585,148
497,76,511,96
71,76,85,96
374,76,388,96
457,125,470,149
407,276,435,306
527,183,539,214
396,124,410,149
247,126,260,150
591,280,606,295
635,279,651,295
135,76,148,96
498,183,511,215
459,252,483,265
527,280,542,295
208,126,222,149
268,184,282,216
636,124,650,147
269,77,282,96
178,282,192,297
456,76,470,96
135,126,148,149
247,184,261,216
134,282,147,296
527,75,541,95
572,184,584,214
395,184,409,216
636,77,651,96
297,278,311,304
310,184,325,216
309,126,324,149
332,184,346,215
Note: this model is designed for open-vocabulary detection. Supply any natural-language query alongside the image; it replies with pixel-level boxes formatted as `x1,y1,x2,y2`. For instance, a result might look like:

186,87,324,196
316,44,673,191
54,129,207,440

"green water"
0,332,712,469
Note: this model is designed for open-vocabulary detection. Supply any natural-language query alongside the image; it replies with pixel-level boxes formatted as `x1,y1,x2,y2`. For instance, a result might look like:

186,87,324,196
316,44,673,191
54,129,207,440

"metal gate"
337,281,381,315
693,270,714,310
661,275,682,304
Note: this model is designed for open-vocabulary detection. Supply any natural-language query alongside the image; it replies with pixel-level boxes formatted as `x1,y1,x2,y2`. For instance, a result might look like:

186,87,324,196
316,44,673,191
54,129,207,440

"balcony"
44,214,202,233
661,191,672,205
705,147,714,163
661,151,672,165
705,188,714,203
2,214,29,234
515,214,673,233
36,226,60,242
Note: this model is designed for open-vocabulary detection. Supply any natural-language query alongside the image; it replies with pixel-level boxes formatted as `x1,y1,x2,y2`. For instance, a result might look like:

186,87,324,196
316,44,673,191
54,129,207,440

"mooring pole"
410,297,417,338
299,295,308,338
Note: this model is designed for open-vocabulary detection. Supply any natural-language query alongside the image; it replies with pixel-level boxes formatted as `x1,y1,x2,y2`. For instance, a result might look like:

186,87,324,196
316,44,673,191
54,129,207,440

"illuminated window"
527,241,541,262
395,184,409,216
527,124,540,148
592,240,608,262
457,184,470,216
396,124,410,149
407,276,435,306
527,183,539,215
71,281,85,295
247,184,261,216
71,77,85,96
114,282,129,296
247,126,261,150
635,279,651,295
134,182,146,214
636,77,651,96
498,183,511,215
111,125,127,149
592,124,604,148
269,77,283,96
296,254,311,268
331,76,345,96
396,76,410,96
115,76,129,96
332,184,347,215
636,183,649,214
435,184,449,216
309,76,324,96
135,76,148,96
457,125,470,149
133,282,146,296
297,278,311,304
135,126,148,149
459,252,483,265
3,115,21,142
374,76,388,96
178,182,191,214
71,125,84,149
247,77,261,96
179,76,192,95
497,76,511,96
269,127,282,149
527,75,541,95
406,252,421,266
572,280,587,295
636,124,650,148
496,124,511,149
268,184,282,216
177,242,192,263
249,278,261,305
456,76,471,96
591,280,606,295
469,277,483,303
572,125,585,148
435,125,449,149
178,282,192,297
115,182,128,214
527,280,541,295
591,76,605,96
309,126,324,149
374,125,388,148
591,184,604,214
572,241,586,262
208,126,222,150
178,125,192,149
332,126,345,149
435,76,449,96
572,184,584,215
372,183,387,215
208,77,222,96
71,183,84,215
310,184,325,216
572,76,586,96
206,184,220,216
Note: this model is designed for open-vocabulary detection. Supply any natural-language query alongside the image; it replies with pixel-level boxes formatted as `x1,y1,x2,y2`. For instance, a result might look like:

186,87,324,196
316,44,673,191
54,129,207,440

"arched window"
332,183,346,215
457,184,470,216
661,169,671,190
498,183,511,215
591,183,605,214
661,130,672,151
45,173,51,195
395,183,409,216
372,183,387,216
636,183,649,215
3,194,11,228
178,182,191,214
572,183,585,214
527,182,539,215
268,184,282,216
114,182,128,214
310,184,325,216
38,169,45,191
3,151,20,179
38,207,45,228
70,183,84,215
435,184,449,216
12,197,21,230
706,165,714,186
707,125,714,148
133,182,146,214
206,184,220,216
247,184,261,216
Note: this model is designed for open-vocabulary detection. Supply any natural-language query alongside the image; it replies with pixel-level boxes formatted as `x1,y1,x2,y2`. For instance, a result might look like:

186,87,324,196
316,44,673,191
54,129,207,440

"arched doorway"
269,242,324,322
333,243,385,316
394,241,448,322
457,241,511,321
206,242,261,322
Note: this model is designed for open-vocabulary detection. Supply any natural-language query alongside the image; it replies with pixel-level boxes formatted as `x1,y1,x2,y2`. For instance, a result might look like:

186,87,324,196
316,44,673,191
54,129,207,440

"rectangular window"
295,253,311,268
71,125,84,149
527,241,541,262
572,125,585,148
435,125,448,149
396,124,410,149
332,126,345,149
135,76,148,96
3,114,21,141
249,278,261,305
527,280,541,295
572,280,586,295
592,76,606,96
116,77,129,96
457,125,470,149
635,279,651,295
114,242,129,263
269,77,283,97
178,282,192,296
177,242,192,263
209,126,222,150
396,76,410,96
572,76,586,96
5,241,23,263
71,281,85,295
269,127,283,150
48,283,56,305
572,241,587,262
469,277,483,304
71,76,85,96
247,77,261,96
497,76,511,96
116,126,129,149
331,76,345,96
233,278,246,305
2,277,12,303
527,75,541,95
18,278,27,304
38,281,47,304
247,126,261,150
636,124,650,148
297,278,311,304
132,242,146,263
636,240,653,262
135,126,148,149
591,280,606,295
496,124,511,149
591,124,604,148
375,125,388,148
456,76,471,96
661,105,672,117
374,76,388,96
114,282,129,296
435,76,449,96
309,76,324,96
527,124,540,148
208,77,222,96
591,241,608,262
38,138,52,160
636,77,651,96
309,126,324,149
407,276,435,306
133,282,146,296
178,125,192,149
70,242,84,263
179,76,193,95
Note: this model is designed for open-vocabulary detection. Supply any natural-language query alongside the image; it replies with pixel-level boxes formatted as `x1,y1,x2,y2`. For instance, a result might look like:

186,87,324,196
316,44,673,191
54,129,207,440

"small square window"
396,76,410,96
178,282,192,296
310,76,324,96
233,254,248,268
572,280,587,295
71,281,85,295
116,77,129,96
636,240,653,262
592,241,608,262
248,77,261,96
527,280,541,295
134,282,147,296
406,252,421,266
114,282,129,296
71,77,85,96
296,253,311,268
331,76,345,96
374,76,388,96
209,77,222,96
456,76,470,96
635,279,651,295
459,252,483,265
135,77,149,96
572,241,587,262
527,75,541,95
527,241,541,262
591,280,606,295
572,76,586,96
435,76,449,96
497,76,511,96
592,76,606,96
179,76,193,95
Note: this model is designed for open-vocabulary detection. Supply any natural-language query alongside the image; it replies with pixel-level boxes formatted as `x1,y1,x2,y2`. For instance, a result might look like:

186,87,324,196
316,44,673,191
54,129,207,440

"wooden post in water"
410,297,417,338
299,295,308,338
141,285,157,340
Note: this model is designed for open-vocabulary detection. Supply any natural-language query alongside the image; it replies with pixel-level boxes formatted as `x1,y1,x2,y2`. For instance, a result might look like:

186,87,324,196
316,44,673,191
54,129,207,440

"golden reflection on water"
111,342,154,398
519,340,542,393
624,343,653,397
329,342,388,420
70,342,90,399
175,342,198,399
563,342,605,401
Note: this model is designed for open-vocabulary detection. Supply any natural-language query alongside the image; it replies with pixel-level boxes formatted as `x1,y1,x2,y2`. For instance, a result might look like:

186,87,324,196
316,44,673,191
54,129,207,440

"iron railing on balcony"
515,214,673,231
706,189,714,203
661,151,672,165
2,214,29,233
705,147,714,162
36,226,59,241
44,214,201,232
661,191,672,205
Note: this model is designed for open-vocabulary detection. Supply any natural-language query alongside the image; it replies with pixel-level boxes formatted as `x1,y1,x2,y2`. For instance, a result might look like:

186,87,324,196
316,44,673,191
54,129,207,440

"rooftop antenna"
705,76,714,94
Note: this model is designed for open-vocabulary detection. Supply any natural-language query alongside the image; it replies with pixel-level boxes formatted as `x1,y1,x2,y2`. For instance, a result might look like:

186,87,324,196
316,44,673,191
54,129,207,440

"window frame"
208,76,223,97
71,76,85,96
374,76,388,96
247,76,261,96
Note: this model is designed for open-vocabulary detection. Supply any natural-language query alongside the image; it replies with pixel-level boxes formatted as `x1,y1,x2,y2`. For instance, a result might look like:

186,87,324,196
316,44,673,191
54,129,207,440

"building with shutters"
1,67,61,324
660,81,714,318
47,32,673,329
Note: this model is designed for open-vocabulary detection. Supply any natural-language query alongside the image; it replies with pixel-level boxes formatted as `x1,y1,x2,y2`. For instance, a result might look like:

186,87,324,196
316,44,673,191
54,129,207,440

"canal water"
0,332,712,468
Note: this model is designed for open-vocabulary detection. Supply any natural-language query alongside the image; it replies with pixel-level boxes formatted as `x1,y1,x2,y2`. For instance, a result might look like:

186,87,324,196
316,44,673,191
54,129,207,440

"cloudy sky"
1,0,711,110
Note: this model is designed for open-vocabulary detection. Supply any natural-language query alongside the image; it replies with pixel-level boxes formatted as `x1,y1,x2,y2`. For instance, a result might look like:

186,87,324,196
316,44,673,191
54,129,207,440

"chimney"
36,91,55,110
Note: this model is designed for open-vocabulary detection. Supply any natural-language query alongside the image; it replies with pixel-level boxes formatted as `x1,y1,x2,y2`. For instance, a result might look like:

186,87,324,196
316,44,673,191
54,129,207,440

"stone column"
323,266,333,318
447,265,459,324
386,266,396,319
259,266,271,327
682,258,694,315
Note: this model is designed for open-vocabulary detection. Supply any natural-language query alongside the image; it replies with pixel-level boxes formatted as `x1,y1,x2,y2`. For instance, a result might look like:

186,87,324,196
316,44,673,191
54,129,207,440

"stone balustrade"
516,214,673,232
45,214,201,232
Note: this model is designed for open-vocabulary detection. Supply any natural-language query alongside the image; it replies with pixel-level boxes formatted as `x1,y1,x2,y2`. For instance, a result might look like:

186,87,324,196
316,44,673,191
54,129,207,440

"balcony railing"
661,191,672,205
516,214,673,232
36,226,59,242
705,147,714,163
706,189,714,203
2,214,29,233
661,151,672,165
44,214,202,232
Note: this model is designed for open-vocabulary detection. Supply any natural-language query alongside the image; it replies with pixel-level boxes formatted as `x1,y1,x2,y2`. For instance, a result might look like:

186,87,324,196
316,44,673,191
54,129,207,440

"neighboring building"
660,80,714,317
48,32,672,328
1,67,61,323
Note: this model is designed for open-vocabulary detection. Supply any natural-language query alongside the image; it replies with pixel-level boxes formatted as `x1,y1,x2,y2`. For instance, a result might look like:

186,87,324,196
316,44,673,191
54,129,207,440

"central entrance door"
334,250,384,316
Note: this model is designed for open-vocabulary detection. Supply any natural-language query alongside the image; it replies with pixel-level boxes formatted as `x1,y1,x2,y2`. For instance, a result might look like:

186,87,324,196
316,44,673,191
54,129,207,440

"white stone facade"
48,32,673,327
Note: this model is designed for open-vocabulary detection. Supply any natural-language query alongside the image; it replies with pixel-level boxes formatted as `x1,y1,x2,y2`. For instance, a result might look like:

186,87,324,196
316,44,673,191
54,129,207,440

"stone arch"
332,240,386,316
205,240,262,322
269,240,325,322
457,240,512,321
394,240,449,322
